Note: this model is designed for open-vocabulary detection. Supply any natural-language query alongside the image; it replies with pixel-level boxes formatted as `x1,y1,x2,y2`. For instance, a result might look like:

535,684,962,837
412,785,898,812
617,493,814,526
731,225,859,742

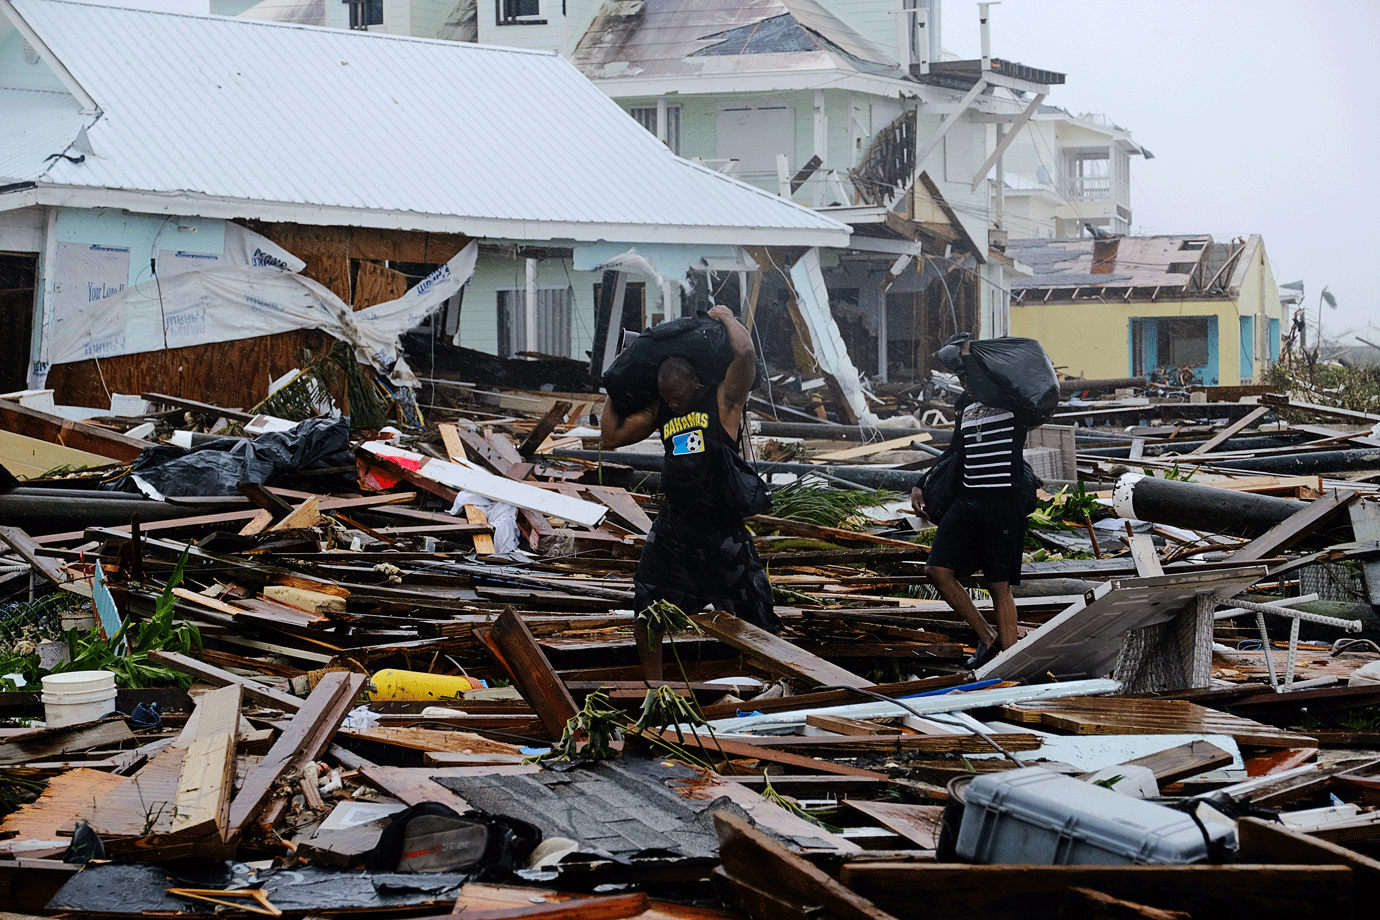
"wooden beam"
0,399,150,462
656,731,889,778
1237,815,1380,903
0,525,69,583
169,684,242,841
715,811,898,920
518,400,572,459
226,671,364,841
837,863,1352,920
141,392,254,423
690,610,875,689
1187,405,1271,455
480,607,580,741
1233,489,1359,562
150,650,302,712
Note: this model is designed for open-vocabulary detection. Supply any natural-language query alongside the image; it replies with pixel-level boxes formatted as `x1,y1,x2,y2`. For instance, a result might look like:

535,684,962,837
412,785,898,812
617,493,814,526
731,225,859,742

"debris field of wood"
1,376,1380,920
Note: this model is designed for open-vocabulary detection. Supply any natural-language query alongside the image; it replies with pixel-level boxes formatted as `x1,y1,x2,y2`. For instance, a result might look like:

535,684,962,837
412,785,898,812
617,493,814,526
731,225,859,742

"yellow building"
1005,234,1286,386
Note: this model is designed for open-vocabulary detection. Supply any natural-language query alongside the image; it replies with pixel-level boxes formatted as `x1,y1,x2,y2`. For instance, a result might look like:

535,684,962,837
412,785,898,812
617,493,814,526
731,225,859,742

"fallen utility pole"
554,449,925,492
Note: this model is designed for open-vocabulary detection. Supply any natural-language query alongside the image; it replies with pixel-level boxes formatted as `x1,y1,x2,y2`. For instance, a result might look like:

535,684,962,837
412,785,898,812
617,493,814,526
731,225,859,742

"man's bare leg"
927,565,998,648
634,620,664,682
988,581,1018,650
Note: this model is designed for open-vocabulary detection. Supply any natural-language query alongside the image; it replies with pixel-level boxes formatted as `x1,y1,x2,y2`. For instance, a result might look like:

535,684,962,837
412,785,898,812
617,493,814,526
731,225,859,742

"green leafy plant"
760,773,845,831
767,479,898,529
533,689,623,763
1162,463,1196,482
1026,482,1101,530
55,550,202,689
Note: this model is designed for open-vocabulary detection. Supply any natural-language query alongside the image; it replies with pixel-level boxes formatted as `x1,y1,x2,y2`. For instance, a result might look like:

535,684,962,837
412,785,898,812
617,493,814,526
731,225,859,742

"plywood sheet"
1001,698,1317,749
0,430,116,478
0,768,125,849
977,566,1267,682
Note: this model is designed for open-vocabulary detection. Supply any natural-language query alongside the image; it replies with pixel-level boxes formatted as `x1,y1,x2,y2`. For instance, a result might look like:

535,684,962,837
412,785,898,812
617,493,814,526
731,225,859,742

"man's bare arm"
600,399,659,449
708,304,755,433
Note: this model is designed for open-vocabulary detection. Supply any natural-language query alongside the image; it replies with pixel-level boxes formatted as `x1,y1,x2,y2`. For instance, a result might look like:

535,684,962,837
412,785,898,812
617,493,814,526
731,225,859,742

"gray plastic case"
955,766,1230,865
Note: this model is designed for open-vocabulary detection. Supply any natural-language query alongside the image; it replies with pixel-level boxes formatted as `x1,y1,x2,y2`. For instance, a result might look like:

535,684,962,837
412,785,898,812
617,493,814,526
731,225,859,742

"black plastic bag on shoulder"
600,312,766,418
940,333,1059,427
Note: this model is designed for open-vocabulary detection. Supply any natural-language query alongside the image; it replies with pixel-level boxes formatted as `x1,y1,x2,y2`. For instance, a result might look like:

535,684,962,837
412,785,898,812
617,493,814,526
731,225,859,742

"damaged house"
1006,234,1289,386
0,0,849,414
231,1,1125,393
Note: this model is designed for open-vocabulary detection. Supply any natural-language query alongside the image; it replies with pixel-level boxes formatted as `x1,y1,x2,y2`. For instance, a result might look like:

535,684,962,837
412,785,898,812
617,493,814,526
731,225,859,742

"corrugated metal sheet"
1007,236,1213,291
570,0,905,82
3,0,848,245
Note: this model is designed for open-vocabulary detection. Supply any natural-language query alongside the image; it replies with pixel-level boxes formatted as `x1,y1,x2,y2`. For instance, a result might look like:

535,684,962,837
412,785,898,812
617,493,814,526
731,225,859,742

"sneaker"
965,641,1000,669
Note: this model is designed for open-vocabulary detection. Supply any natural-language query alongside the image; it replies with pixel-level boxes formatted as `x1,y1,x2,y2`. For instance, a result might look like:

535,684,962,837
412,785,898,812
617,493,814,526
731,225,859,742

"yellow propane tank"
369,668,484,701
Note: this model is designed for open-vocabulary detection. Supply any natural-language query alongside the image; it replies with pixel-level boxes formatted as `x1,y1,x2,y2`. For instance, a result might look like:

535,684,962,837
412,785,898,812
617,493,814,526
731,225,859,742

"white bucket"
41,670,117,727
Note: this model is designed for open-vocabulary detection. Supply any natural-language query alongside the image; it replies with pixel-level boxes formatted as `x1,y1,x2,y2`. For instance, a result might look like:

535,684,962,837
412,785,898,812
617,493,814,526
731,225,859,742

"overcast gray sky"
83,0,1378,342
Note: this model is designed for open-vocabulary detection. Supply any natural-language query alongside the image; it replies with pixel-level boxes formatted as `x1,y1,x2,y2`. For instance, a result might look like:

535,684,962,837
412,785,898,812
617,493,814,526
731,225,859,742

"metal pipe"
0,490,242,534
1197,448,1380,475
753,420,954,446
1111,472,1307,538
556,449,926,492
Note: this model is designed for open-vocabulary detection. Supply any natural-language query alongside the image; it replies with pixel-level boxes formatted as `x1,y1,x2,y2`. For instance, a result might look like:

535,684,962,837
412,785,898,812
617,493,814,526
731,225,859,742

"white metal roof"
0,86,86,184
0,0,849,247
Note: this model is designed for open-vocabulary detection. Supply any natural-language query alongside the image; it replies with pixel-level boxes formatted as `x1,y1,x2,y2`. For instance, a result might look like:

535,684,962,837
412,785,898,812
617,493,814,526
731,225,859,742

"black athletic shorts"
633,508,780,633
925,491,1026,586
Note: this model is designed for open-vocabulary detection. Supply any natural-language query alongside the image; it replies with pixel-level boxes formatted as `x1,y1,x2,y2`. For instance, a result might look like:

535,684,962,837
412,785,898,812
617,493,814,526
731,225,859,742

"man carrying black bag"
911,336,1035,669
601,304,780,680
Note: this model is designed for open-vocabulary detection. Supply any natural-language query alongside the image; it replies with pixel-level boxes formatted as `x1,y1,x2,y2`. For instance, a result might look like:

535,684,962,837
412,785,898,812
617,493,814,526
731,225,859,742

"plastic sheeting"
448,491,520,555
108,416,355,497
47,230,477,386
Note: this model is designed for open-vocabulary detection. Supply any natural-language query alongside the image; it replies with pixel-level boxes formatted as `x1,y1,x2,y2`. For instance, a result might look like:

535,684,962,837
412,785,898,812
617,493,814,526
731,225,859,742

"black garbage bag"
106,416,357,497
601,311,765,418
937,333,1058,427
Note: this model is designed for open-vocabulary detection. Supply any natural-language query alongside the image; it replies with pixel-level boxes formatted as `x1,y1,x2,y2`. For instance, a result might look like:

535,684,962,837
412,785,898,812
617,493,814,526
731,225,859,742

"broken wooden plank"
517,400,572,459
841,800,945,849
715,811,899,920
0,718,134,766
1187,405,1272,455
655,731,889,779
150,650,303,713
225,671,365,841
743,733,1044,755
690,610,875,690
355,765,476,814
0,526,69,584
268,495,323,532
0,399,150,462
836,863,1352,920
750,515,924,550
1061,886,1190,920
0,767,125,849
812,433,932,462
479,608,580,740
359,442,607,527
1001,699,1318,749
169,684,242,841
1233,489,1360,562
1237,816,1380,903
1077,739,1235,787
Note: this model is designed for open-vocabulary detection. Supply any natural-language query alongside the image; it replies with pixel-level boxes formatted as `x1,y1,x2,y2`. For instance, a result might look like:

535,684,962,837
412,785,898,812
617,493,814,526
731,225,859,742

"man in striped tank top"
914,339,1030,669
